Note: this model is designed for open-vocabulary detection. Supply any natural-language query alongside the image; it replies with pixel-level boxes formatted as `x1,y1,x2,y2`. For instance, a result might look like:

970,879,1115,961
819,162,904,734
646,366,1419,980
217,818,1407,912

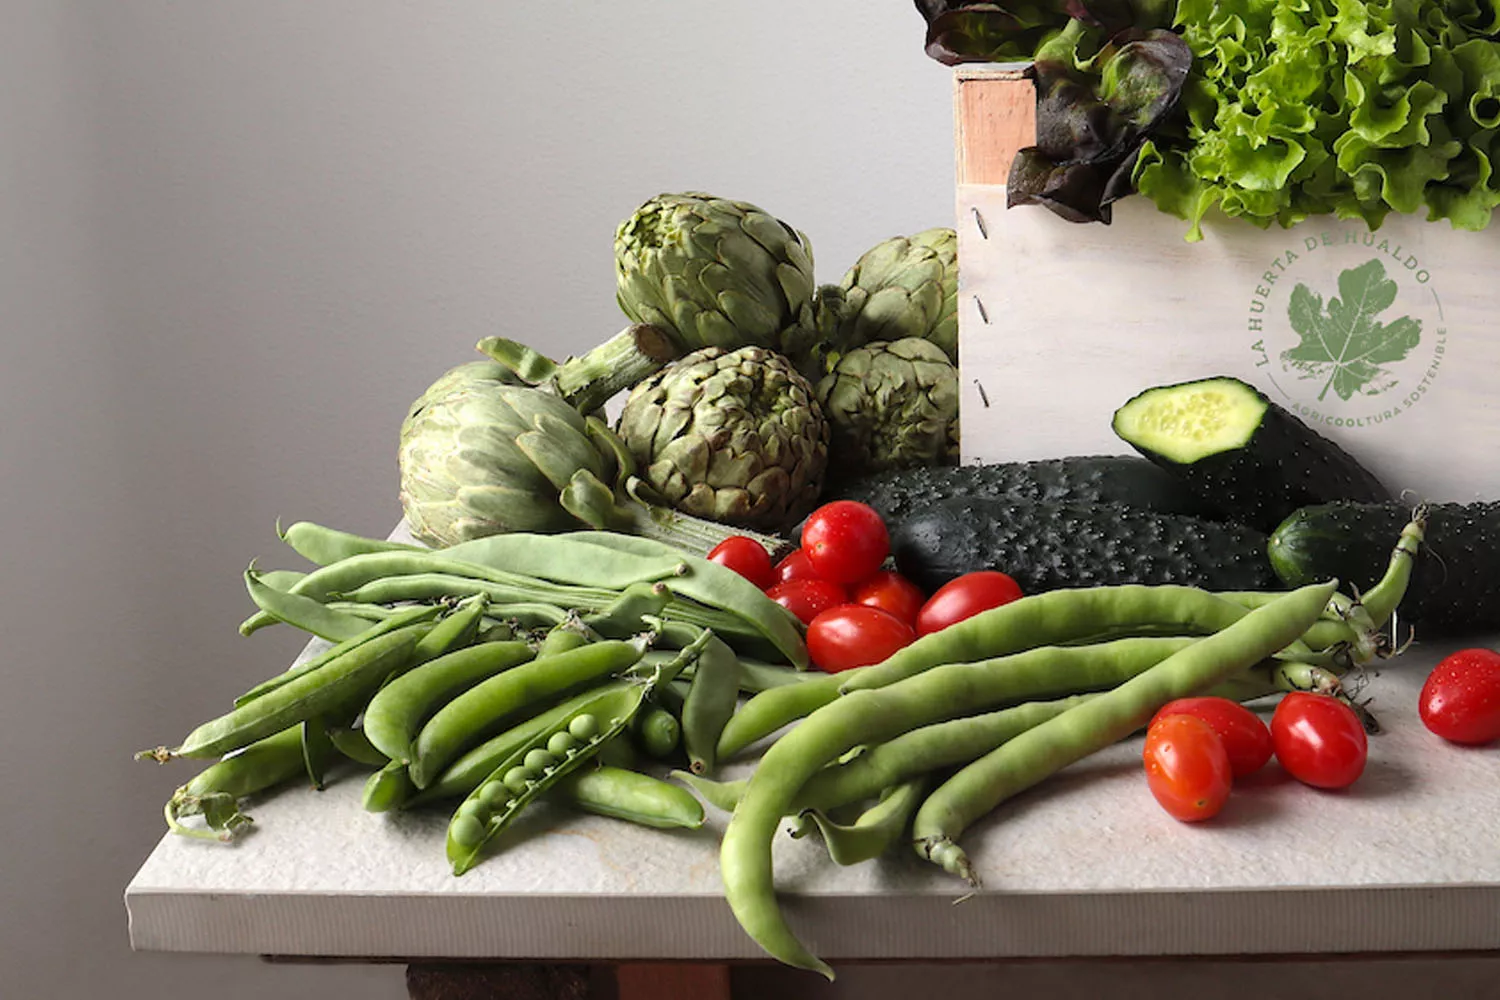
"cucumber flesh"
1112,377,1266,464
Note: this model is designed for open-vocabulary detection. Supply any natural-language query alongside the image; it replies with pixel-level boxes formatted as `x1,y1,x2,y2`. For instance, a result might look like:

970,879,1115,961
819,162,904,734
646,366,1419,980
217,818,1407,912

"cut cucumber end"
1113,377,1269,464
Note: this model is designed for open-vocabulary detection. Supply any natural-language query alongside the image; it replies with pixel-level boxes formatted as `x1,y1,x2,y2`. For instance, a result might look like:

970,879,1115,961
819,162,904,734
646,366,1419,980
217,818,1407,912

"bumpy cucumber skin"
892,499,1278,595
823,455,1213,526
1270,501,1500,635
1113,380,1390,532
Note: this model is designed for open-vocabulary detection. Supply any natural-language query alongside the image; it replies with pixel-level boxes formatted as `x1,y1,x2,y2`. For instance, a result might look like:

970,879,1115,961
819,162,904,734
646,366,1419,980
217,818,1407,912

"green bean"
805,778,927,866
581,582,674,638
556,765,705,830
735,658,813,692
327,601,401,621
442,532,808,668
326,573,614,614
327,724,388,767
408,638,648,788
163,726,307,841
234,605,441,708
300,716,337,789
670,771,747,813
363,759,417,812
715,669,864,762
410,594,489,663
446,682,657,874
681,635,740,775
259,569,308,591
278,520,423,566
362,640,536,764
841,586,1261,694
716,623,1299,977
911,582,1338,888
1350,506,1425,638
409,681,633,805
142,629,423,761
633,705,682,759
244,566,373,642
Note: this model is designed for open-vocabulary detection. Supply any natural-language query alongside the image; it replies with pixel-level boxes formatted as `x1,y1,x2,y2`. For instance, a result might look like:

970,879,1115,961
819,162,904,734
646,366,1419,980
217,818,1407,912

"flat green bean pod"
911,582,1339,887
715,668,866,763
805,778,928,866
581,582,674,638
278,520,423,566
244,565,373,642
144,629,422,761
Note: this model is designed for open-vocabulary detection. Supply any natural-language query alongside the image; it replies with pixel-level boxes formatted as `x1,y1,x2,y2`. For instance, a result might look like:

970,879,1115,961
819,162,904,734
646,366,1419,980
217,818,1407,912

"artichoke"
398,359,788,556
815,337,960,481
616,346,829,533
614,193,820,366
833,227,959,362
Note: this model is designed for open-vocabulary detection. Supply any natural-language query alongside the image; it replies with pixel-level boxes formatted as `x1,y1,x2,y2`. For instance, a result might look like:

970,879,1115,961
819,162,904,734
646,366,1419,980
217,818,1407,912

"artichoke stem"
557,324,680,414
620,494,793,562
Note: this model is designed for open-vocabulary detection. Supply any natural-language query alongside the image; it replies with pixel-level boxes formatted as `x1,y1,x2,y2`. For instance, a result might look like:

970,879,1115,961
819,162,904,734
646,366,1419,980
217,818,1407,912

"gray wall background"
7,2,1498,998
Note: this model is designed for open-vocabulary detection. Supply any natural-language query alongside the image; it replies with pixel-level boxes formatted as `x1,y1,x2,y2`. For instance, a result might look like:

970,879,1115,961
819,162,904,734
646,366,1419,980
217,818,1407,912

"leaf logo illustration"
1280,259,1422,402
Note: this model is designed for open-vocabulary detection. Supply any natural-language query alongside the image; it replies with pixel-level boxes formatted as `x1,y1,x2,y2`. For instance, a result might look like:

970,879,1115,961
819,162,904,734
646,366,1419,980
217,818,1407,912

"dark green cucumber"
822,455,1213,525
1270,501,1500,635
891,498,1277,595
1112,376,1389,532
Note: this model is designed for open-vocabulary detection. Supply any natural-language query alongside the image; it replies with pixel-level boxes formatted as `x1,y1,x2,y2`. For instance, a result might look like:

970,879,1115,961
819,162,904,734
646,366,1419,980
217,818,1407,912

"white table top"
125,627,1500,966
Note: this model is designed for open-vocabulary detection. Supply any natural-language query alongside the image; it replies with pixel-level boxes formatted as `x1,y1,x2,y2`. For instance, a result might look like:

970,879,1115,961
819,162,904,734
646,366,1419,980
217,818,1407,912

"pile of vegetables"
917,0,1500,238
135,187,1500,983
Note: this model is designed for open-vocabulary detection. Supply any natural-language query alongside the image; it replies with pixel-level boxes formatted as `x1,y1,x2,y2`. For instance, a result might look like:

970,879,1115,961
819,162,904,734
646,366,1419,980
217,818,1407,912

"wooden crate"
954,65,1500,502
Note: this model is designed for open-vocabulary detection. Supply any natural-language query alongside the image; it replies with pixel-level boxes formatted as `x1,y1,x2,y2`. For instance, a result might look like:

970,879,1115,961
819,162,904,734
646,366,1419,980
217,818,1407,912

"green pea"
479,781,509,808
547,731,579,755
568,714,599,741
457,798,488,822
523,748,555,773
503,767,531,794
450,814,486,848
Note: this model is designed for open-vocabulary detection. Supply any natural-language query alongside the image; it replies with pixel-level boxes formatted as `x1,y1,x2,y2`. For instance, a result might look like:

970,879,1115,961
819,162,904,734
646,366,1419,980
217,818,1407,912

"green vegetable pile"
917,0,1500,238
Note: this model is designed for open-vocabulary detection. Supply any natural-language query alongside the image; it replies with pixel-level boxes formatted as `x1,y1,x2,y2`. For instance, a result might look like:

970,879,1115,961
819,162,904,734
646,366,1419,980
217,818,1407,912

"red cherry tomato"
1142,714,1233,822
806,604,915,673
1420,647,1500,745
1151,697,1273,778
915,571,1024,637
800,501,890,585
765,579,848,626
771,548,823,587
706,536,775,590
1270,693,1368,789
850,571,926,626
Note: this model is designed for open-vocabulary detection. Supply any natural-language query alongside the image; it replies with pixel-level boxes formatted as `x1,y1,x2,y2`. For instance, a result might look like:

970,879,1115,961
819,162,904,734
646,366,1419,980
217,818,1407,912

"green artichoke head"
614,193,820,365
837,227,959,362
616,346,829,533
816,337,960,481
398,361,623,546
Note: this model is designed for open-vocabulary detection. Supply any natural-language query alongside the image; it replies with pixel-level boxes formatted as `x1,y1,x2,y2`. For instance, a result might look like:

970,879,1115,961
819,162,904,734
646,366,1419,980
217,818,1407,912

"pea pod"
410,594,490,663
535,621,594,657
804,778,927,866
910,584,1339,888
363,760,418,813
163,726,307,841
633,704,682,759
408,638,648,788
327,724,389,767
234,605,440,708
681,634,740,775
142,628,422,761
715,668,866,762
278,520,423,565
300,715,337,789
556,766,705,830
581,582,674,638
244,565,373,642
446,681,655,874
362,640,536,764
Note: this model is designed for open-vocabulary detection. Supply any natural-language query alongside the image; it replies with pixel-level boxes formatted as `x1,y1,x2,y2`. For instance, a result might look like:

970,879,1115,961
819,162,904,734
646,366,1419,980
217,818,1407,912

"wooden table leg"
615,962,732,1000
406,963,595,1000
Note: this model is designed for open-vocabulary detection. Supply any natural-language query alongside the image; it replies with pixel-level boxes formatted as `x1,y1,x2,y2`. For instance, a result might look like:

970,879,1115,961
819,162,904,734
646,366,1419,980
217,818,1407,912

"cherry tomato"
1270,693,1368,789
914,571,1024,637
706,536,775,590
1420,647,1500,745
1142,714,1233,822
850,571,926,626
771,548,823,587
800,501,890,585
1151,697,1273,778
765,579,847,626
806,604,915,673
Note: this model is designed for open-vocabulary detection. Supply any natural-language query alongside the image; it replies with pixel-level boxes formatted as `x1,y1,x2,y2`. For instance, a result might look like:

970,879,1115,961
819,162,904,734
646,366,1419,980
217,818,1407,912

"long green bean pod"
911,581,1339,888
278,520,423,565
804,778,928,866
164,726,307,841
